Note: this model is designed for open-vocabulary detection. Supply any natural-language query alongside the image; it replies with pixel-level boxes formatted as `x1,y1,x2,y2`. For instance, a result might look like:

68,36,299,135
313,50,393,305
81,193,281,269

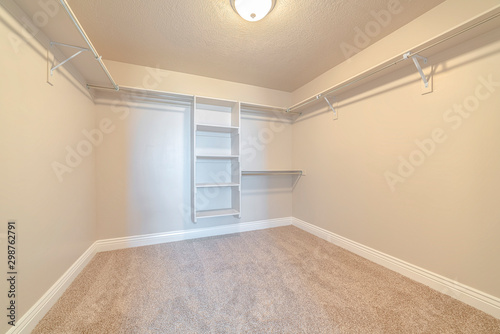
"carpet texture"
33,226,500,333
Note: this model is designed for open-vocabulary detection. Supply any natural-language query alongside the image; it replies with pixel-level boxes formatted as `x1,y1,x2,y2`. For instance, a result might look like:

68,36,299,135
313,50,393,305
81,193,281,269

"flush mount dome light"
230,0,277,22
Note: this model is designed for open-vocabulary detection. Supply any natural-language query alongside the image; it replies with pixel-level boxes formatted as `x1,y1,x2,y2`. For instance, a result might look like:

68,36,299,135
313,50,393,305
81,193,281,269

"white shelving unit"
191,97,241,222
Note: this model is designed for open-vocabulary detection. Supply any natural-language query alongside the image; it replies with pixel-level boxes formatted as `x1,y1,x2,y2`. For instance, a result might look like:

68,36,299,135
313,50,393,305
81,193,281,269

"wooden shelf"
196,124,239,134
196,208,240,219
196,183,240,188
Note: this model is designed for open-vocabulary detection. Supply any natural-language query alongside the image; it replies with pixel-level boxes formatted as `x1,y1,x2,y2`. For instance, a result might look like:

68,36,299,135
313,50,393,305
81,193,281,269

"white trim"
292,217,500,319
9,217,292,333
95,217,292,252
7,242,99,334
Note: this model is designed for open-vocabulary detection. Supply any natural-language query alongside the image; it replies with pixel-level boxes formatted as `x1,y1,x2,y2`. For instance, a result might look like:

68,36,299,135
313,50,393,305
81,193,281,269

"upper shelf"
5,0,117,88
196,96,238,108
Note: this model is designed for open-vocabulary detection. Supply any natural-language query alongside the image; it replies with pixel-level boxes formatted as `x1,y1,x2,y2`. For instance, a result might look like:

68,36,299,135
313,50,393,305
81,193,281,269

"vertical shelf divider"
191,96,197,223
235,102,242,218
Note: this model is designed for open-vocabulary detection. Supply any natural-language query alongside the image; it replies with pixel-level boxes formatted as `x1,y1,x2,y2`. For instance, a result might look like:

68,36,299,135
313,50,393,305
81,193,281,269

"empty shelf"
197,155,239,159
196,208,240,219
196,124,239,133
196,96,238,107
196,183,240,188
242,170,303,175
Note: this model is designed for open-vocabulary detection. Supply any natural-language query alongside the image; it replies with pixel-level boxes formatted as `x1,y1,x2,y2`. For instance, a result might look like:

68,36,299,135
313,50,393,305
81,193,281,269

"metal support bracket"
403,52,429,88
324,96,338,120
286,94,336,120
49,42,89,76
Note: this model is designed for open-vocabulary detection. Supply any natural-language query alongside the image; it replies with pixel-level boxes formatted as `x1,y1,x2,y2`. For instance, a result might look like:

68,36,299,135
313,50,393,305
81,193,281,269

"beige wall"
94,99,193,239
240,113,294,222
104,60,293,108
292,26,500,297
0,6,97,333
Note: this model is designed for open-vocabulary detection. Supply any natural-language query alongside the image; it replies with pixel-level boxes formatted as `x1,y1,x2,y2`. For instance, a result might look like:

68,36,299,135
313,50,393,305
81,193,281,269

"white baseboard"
10,217,292,333
95,217,293,252
14,215,497,334
7,242,99,334
292,217,500,319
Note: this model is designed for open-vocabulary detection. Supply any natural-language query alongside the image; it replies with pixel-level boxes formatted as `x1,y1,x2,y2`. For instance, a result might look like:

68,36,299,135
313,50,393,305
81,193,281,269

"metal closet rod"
59,0,119,91
286,11,500,114
84,11,499,112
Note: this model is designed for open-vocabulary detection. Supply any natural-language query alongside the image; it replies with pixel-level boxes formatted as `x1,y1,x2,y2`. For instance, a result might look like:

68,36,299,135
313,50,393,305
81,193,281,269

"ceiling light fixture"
230,0,277,22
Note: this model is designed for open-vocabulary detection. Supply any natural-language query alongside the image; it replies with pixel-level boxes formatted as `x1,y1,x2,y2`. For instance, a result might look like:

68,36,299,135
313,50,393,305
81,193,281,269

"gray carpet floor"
33,226,500,333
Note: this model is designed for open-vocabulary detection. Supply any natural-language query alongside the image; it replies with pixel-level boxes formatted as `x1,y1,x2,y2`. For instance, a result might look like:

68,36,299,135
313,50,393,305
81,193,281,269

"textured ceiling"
64,0,445,92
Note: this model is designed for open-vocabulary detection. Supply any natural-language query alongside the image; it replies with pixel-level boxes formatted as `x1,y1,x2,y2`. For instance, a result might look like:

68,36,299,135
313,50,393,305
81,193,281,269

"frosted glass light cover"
234,0,274,22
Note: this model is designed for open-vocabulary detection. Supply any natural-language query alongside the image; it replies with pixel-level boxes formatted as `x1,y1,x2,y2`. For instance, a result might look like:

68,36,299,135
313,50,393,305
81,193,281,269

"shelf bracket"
49,42,89,76
324,96,338,120
403,52,429,88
